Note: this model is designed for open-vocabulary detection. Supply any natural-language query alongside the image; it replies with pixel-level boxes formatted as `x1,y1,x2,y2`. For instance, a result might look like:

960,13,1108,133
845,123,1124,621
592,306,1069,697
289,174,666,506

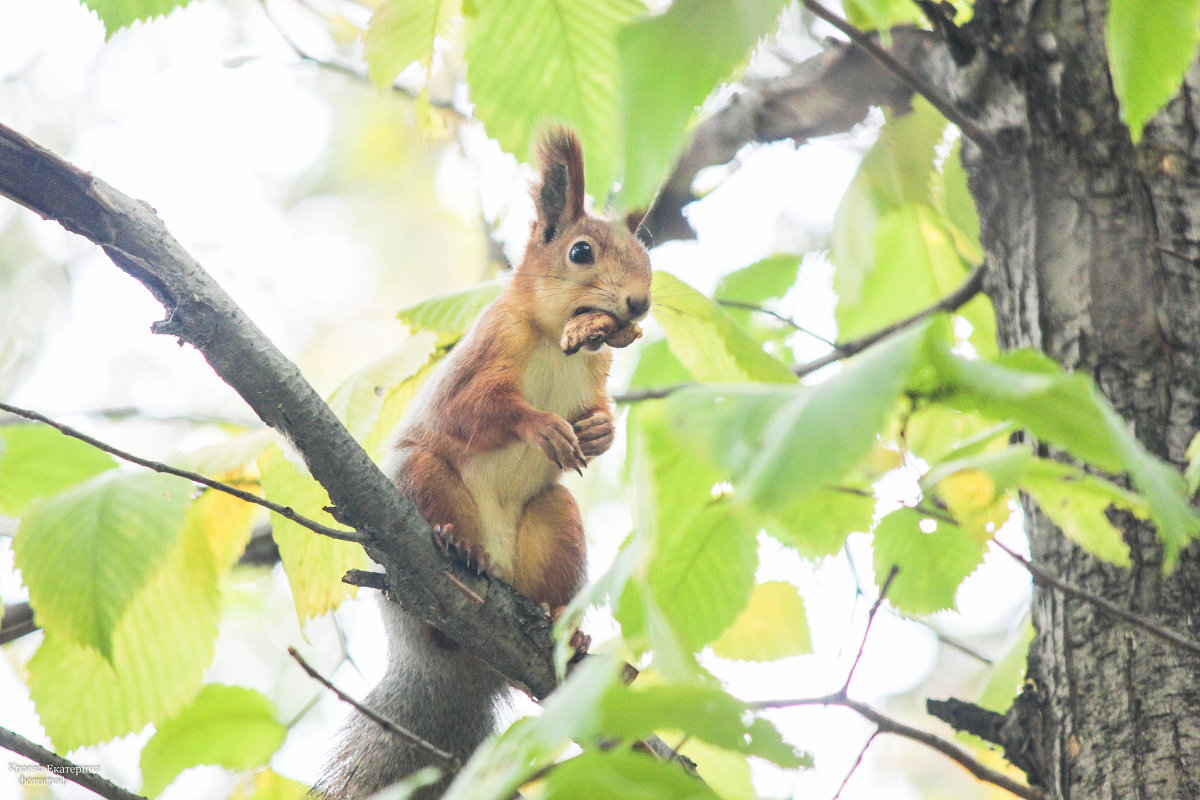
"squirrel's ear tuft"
534,126,585,243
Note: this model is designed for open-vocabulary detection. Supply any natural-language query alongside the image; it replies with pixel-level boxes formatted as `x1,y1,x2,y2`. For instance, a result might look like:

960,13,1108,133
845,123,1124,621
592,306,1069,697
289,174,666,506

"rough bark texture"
945,0,1200,795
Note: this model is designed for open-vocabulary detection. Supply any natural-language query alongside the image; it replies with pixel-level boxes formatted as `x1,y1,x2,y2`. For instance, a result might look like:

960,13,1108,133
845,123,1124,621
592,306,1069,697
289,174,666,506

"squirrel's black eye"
568,241,594,265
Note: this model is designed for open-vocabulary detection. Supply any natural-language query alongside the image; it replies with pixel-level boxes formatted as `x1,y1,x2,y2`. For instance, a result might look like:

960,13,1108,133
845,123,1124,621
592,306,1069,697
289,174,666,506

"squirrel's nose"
626,294,650,319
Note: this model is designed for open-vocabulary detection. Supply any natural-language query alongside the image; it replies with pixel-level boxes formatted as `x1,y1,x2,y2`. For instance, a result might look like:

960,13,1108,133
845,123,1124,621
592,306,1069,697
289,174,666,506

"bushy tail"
316,605,507,800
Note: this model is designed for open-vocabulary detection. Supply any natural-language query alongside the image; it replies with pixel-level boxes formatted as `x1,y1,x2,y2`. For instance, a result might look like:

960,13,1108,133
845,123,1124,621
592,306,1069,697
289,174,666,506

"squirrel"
316,127,652,800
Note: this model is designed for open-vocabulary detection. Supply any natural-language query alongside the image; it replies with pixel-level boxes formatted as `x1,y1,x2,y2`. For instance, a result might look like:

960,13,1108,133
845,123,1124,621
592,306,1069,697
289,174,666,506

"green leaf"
0,425,116,515
660,321,930,516
713,254,802,306
676,739,755,800
597,683,807,768
540,748,725,800
465,0,643,199
1107,0,1200,142
14,471,192,662
397,280,504,347
257,445,368,622
872,507,985,615
1186,430,1200,496
930,346,1200,565
837,203,968,341
365,0,461,89
630,403,759,652
652,271,796,383
141,684,286,796
843,0,924,33
82,0,198,39
975,620,1032,714
326,330,438,448
711,580,812,661
901,405,999,464
766,486,875,559
625,338,692,392
444,657,625,800
619,0,788,208
26,500,220,750
1021,459,1144,567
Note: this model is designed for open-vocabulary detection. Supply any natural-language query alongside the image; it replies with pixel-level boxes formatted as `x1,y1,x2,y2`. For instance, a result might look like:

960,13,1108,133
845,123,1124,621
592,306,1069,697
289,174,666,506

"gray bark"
946,0,1200,795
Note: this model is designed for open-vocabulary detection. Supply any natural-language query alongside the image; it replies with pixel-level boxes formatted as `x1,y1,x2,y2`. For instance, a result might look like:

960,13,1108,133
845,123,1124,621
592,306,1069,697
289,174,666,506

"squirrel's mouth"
572,305,628,323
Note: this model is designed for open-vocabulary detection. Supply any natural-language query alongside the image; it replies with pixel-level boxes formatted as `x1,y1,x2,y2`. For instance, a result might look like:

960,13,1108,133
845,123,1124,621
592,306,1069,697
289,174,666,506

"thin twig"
0,401,366,545
794,263,986,378
754,693,1040,799
0,725,148,800
842,565,898,693
993,540,1200,659
287,647,462,771
832,730,877,800
715,299,837,347
801,0,997,153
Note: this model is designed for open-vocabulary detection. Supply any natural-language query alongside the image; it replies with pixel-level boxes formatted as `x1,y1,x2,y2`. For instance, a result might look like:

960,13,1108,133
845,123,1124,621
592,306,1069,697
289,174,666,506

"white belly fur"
457,338,596,582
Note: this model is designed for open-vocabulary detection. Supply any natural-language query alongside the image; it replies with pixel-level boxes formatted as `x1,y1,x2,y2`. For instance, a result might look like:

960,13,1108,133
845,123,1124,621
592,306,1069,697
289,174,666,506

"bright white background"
0,1,1030,798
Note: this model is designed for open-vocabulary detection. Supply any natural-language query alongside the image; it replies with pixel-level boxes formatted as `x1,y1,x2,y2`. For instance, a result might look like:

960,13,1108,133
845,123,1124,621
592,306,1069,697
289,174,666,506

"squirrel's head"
515,126,652,339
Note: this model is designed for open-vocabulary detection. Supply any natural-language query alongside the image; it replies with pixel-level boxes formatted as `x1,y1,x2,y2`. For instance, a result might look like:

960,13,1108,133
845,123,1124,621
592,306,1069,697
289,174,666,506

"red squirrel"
318,127,652,799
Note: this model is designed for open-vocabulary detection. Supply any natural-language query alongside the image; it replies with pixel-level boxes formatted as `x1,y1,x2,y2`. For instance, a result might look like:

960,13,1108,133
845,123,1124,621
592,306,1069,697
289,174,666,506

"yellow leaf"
711,581,811,662
257,445,367,623
185,482,259,571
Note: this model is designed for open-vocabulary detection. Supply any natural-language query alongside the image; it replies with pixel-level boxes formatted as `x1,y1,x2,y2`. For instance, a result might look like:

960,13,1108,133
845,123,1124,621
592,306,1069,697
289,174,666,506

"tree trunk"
955,0,1200,795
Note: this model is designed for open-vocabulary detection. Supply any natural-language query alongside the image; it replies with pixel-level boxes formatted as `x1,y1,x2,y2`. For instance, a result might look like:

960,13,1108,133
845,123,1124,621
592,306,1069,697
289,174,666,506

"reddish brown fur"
389,126,651,612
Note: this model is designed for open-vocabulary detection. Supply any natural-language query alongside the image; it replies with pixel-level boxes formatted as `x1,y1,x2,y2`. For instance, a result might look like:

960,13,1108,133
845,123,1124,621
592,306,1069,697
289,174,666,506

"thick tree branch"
0,401,364,544
801,1,994,153
640,25,942,243
0,725,147,800
0,122,563,700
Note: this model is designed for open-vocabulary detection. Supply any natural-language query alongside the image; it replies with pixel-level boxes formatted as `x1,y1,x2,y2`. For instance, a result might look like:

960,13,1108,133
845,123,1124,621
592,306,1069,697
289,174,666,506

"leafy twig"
800,0,997,153
287,647,462,771
0,401,366,545
0,725,148,800
613,263,986,404
254,0,465,118
753,693,1041,799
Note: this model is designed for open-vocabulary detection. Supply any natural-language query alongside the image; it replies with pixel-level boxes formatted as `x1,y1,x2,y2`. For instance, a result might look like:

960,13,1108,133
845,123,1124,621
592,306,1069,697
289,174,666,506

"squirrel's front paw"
520,413,587,474
573,411,614,458
433,523,492,577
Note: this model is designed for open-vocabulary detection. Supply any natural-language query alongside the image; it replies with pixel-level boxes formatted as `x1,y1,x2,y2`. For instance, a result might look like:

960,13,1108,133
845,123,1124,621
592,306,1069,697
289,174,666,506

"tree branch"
0,401,365,544
0,725,147,800
993,540,1200,659
0,601,35,646
0,122,563,701
801,1,995,154
753,693,1041,800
